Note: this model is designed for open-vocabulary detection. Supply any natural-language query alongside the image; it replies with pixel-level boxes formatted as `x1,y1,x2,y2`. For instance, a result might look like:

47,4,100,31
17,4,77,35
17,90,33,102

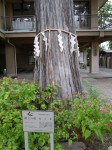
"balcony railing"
0,15,36,31
74,14,98,29
0,14,112,31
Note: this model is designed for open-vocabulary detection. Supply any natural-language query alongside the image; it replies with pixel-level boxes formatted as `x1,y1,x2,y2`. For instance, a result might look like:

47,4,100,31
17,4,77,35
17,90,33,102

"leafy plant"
0,77,59,150
0,77,39,149
0,77,112,150
98,1,112,29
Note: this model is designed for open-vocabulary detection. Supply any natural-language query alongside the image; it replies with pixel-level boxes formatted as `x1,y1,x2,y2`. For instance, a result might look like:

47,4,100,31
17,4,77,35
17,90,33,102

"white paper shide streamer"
34,36,40,58
33,30,80,59
75,37,80,56
70,34,80,56
41,31,48,51
77,44,80,56
70,34,76,54
58,30,64,52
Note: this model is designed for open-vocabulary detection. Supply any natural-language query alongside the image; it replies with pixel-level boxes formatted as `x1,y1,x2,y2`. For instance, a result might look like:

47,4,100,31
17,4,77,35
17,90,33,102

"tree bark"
34,0,84,100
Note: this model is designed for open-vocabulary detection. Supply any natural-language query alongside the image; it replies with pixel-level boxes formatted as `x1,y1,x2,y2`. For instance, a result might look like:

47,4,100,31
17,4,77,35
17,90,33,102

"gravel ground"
81,68,112,102
83,78,112,101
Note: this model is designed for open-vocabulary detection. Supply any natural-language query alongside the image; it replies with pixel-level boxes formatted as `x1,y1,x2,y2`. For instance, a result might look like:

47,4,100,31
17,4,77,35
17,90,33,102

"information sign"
22,110,54,133
22,110,54,150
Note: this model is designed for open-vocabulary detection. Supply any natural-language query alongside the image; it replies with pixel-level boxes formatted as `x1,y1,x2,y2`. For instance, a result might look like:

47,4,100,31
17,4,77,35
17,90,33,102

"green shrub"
51,97,112,145
0,77,112,150
0,77,39,149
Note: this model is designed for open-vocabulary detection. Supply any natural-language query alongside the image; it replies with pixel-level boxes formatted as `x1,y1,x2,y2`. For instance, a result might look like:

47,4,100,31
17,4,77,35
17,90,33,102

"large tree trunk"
34,0,84,100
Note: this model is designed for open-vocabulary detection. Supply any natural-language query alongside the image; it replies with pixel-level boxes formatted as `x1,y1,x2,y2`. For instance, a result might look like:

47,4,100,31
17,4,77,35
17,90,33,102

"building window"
74,1,89,15
13,2,34,16
73,1,90,29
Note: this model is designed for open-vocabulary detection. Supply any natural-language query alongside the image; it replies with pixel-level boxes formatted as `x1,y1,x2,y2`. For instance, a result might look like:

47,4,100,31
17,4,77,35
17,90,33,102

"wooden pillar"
90,41,99,73
5,43,17,76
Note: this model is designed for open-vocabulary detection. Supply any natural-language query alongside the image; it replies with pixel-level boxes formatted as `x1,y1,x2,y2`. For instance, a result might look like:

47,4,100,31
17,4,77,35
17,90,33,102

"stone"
61,142,86,150
108,146,112,150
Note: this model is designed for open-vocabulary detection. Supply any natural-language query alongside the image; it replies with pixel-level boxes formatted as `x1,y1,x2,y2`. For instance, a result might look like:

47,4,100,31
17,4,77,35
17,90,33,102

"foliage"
99,2,112,16
99,1,112,52
109,40,112,50
0,77,112,150
98,1,112,29
52,97,112,146
80,63,87,69
0,77,39,150
99,44,105,52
